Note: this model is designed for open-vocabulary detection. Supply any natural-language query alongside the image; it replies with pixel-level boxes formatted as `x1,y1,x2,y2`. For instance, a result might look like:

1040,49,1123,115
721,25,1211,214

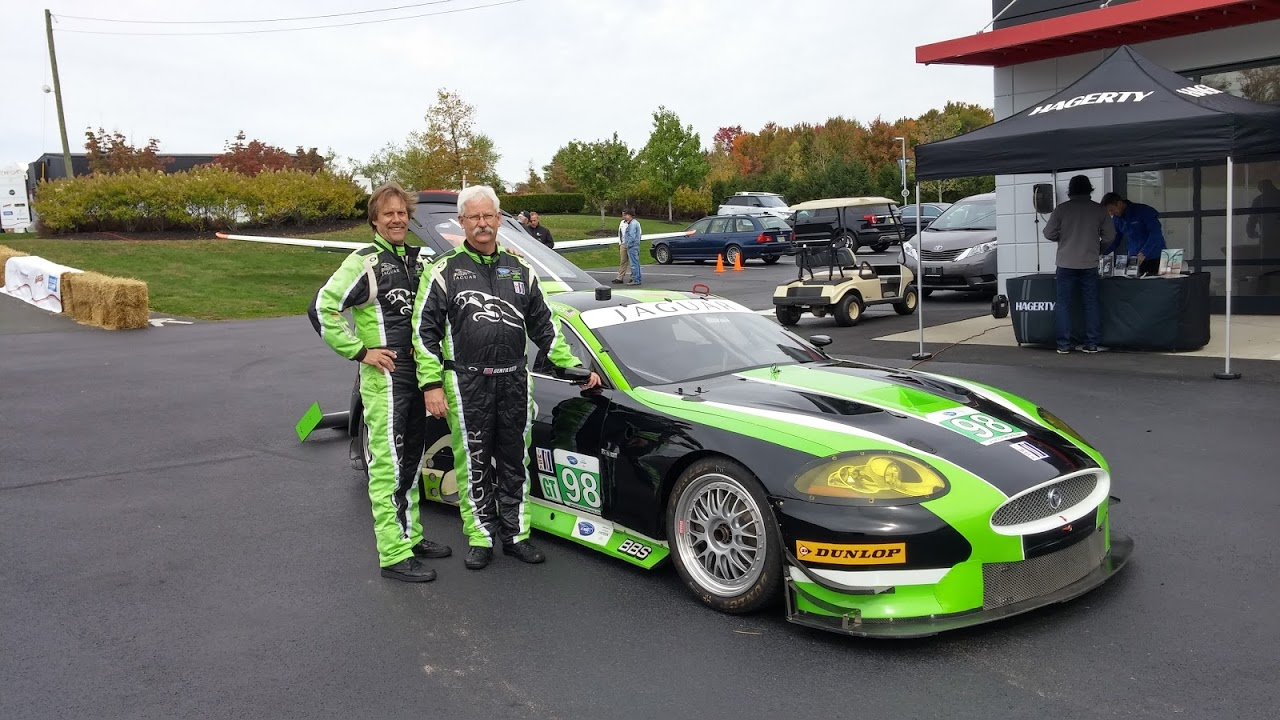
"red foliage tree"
83,128,173,174
214,131,324,176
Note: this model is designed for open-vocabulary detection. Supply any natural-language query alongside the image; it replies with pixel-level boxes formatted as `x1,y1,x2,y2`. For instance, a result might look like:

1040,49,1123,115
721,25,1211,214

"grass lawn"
0,214,692,319
2,237,339,320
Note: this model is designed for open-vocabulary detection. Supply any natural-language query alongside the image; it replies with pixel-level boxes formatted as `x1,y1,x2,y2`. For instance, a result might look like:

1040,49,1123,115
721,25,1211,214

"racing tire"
762,255,780,265
725,244,743,267
666,457,783,614
895,284,919,315
775,305,803,326
654,244,673,265
833,292,863,327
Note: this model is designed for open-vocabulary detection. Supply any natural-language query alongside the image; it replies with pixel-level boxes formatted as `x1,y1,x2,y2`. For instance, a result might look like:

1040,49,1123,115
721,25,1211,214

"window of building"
1188,57,1280,104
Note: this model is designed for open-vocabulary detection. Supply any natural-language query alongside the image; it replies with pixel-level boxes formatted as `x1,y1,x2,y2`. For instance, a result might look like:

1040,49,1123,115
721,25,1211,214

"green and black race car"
288,191,1129,638
412,289,1132,638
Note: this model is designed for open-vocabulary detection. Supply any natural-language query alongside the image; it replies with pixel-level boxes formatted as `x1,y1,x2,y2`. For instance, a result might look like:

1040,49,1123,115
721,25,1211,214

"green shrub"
672,185,712,219
32,168,364,234
498,193,585,214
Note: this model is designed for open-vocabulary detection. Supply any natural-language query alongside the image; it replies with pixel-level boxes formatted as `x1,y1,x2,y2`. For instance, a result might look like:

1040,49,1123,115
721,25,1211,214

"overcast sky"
3,0,994,186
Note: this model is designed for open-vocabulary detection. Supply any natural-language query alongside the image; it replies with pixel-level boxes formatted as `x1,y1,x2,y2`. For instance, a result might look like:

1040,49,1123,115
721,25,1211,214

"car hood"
911,228,997,251
634,362,1098,499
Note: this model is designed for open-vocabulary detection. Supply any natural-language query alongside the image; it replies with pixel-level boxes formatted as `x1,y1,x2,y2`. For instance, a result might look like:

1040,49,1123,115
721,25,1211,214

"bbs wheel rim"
655,245,670,263
674,473,767,597
726,246,741,265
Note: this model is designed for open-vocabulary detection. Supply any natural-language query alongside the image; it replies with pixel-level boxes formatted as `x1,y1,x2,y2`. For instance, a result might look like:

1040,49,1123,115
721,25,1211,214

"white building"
917,0,1280,314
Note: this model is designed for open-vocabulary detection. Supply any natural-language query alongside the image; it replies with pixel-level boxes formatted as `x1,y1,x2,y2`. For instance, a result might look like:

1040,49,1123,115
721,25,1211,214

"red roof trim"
916,0,1280,67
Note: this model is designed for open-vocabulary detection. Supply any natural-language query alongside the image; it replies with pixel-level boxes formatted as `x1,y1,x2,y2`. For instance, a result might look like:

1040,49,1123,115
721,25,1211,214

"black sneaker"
464,546,493,570
380,557,437,583
503,540,546,564
412,539,452,559
610,279,624,284
1056,347,1071,354
1082,345,1100,354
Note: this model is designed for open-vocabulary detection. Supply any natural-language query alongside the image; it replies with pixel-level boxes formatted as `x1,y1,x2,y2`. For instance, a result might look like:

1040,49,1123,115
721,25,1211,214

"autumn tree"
511,163,547,194
638,106,708,221
392,89,502,190
83,128,172,174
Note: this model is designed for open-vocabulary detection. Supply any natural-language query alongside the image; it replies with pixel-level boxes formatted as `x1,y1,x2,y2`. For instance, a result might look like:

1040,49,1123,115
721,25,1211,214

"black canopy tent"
912,45,1280,377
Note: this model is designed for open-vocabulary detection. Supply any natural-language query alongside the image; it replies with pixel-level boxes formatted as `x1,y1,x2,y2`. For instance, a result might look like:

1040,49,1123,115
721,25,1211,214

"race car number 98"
925,407,1026,445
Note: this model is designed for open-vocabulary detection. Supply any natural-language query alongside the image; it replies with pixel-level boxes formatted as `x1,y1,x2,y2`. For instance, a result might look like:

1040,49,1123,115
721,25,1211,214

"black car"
899,202,952,241
789,197,905,253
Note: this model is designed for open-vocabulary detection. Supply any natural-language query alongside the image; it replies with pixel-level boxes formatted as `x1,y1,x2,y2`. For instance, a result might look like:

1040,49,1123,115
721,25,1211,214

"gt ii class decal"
796,541,907,565
537,450,602,513
924,407,1026,446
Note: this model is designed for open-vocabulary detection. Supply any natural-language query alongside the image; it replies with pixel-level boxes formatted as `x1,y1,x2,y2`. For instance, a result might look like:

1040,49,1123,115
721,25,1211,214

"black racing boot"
502,540,546,564
412,539,453,559
464,546,493,570
380,557,437,583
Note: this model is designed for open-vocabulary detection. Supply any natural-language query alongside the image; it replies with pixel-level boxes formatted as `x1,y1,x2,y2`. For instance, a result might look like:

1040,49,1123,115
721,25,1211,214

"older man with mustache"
412,186,600,570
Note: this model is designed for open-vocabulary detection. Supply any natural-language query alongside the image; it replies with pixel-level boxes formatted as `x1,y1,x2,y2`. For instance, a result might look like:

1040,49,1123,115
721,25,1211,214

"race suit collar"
462,240,500,264
372,233,406,256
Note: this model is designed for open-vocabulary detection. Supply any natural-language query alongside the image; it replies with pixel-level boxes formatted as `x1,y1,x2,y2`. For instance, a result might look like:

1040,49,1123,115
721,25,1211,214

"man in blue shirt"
1101,193,1166,276
621,209,643,285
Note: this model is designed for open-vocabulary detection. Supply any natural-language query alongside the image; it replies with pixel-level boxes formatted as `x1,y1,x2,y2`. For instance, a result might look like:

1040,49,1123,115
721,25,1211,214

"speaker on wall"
1032,183,1055,214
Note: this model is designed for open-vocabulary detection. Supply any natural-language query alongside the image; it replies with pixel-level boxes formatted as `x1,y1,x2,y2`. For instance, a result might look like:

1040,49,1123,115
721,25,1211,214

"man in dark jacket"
1043,175,1115,354
412,185,600,570
1101,192,1166,276
309,182,453,583
526,212,554,248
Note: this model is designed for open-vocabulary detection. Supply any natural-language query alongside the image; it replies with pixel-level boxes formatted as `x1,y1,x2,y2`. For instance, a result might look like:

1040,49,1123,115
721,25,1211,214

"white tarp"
2,256,81,313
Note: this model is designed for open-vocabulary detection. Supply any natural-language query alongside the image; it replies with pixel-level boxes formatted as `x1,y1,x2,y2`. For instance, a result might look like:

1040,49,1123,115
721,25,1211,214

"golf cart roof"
789,196,899,210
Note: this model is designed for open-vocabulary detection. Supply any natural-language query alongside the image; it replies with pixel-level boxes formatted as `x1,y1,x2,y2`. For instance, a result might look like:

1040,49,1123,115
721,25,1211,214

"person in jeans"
621,209,642,286
1042,175,1115,354
612,213,631,284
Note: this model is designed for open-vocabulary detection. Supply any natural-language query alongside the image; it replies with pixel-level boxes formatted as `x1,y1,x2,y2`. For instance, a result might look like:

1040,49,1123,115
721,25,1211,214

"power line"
57,1,458,25
54,0,523,37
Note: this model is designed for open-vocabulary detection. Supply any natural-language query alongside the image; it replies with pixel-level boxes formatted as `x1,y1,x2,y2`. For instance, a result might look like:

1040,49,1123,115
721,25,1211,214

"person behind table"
1101,192,1166,277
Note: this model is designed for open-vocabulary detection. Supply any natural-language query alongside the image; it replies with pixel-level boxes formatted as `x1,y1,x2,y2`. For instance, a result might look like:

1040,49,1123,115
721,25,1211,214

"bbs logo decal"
617,539,652,561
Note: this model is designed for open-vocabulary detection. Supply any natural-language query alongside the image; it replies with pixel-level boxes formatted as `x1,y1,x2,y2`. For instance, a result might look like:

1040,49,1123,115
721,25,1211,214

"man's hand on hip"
361,348,397,372
425,388,448,418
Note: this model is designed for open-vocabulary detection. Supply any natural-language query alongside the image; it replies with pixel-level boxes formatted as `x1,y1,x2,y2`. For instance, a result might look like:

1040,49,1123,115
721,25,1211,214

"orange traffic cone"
732,252,743,272
715,254,725,273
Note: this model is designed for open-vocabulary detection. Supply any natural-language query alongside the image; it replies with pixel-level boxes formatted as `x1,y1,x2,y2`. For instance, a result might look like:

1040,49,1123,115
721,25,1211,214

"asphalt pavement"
1,257,1277,719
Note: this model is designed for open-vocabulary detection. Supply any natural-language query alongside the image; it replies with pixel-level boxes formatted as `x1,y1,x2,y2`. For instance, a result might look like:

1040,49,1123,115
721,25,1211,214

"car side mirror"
555,366,592,384
808,334,833,348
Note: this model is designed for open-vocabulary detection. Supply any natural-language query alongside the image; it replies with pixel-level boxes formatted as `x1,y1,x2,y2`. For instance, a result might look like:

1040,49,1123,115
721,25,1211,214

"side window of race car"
528,326,599,380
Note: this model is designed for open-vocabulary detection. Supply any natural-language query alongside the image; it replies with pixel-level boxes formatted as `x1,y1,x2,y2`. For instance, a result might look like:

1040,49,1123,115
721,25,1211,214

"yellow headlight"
794,452,947,505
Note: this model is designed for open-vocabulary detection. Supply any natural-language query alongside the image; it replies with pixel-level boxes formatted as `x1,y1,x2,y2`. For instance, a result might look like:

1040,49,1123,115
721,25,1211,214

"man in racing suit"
309,182,453,583
412,185,600,570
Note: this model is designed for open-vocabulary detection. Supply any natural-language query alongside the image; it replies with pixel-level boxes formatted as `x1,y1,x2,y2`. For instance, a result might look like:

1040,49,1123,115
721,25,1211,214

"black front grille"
787,286,825,298
921,249,963,261
982,530,1106,610
992,474,1100,528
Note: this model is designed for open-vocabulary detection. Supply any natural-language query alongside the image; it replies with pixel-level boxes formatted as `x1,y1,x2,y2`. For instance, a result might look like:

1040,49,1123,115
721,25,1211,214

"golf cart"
772,197,918,327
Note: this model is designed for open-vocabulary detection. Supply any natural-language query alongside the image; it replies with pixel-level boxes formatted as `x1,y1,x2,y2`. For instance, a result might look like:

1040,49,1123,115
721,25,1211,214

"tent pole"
912,182,931,361
1215,155,1241,379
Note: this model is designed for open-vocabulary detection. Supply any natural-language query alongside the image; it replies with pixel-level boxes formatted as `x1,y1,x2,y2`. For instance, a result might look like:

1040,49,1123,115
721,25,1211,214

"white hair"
457,185,501,216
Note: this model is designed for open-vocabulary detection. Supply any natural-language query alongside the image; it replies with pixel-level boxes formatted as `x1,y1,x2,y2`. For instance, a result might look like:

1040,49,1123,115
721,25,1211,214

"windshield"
756,195,789,208
586,305,826,386
413,210,599,291
926,198,996,231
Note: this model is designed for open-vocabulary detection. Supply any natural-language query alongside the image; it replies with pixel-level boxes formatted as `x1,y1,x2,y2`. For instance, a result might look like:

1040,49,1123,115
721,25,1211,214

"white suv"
717,192,793,221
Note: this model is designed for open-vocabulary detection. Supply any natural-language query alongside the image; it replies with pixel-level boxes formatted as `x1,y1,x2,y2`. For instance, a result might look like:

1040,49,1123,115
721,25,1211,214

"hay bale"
61,271,150,330
0,245,30,283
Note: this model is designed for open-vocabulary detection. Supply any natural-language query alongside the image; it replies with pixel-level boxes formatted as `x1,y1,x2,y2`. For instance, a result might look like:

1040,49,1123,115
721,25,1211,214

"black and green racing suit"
309,234,426,568
412,241,582,549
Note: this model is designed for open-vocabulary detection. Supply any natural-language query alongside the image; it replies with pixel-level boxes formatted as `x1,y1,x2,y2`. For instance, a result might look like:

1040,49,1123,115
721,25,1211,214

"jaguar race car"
404,289,1132,638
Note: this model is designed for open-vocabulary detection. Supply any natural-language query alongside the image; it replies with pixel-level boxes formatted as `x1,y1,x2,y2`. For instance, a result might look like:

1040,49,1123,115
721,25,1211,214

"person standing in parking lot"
1042,175,1115,354
621,209,642,286
526,211,554,248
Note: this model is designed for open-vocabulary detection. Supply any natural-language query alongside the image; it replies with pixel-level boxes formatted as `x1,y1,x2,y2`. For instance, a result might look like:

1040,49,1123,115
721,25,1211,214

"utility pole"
45,9,75,179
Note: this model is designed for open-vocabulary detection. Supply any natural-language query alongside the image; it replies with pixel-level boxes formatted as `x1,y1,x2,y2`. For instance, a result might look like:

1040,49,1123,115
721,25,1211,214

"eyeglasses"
460,213,499,223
